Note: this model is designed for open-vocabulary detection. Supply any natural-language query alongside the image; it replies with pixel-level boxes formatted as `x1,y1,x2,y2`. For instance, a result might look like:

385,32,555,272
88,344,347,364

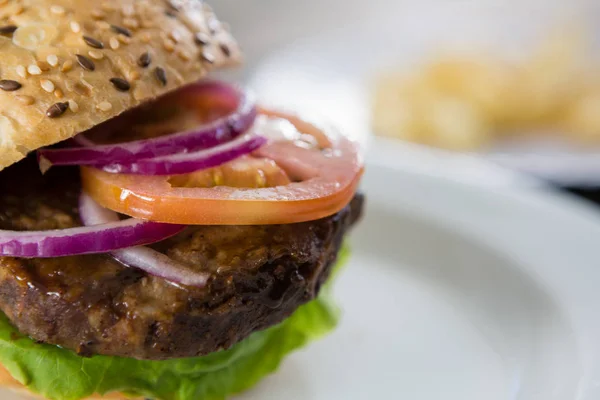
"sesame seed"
61,60,73,72
122,4,135,17
68,99,79,112
110,24,131,37
50,5,65,15
167,1,180,11
128,70,141,81
169,30,181,43
133,84,150,100
208,18,220,34
46,102,69,118
15,65,26,78
64,80,75,92
154,67,167,86
83,35,104,49
140,32,152,43
15,95,34,105
91,9,105,19
70,21,81,33
125,69,142,82
0,80,22,91
177,49,191,61
46,54,59,67
138,52,151,68
123,18,139,30
76,54,96,71
163,38,175,52
201,50,215,64
220,43,231,57
27,65,42,75
109,37,120,50
117,34,131,44
110,77,130,92
194,32,210,45
101,2,115,11
38,61,51,72
139,20,153,29
14,5,24,15
41,79,55,93
72,81,91,96
95,20,111,30
0,25,17,35
80,78,94,91
54,88,64,98
88,50,104,60
96,101,112,111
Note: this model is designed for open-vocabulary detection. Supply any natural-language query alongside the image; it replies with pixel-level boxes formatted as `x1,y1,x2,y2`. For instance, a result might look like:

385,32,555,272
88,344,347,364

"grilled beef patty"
0,157,363,360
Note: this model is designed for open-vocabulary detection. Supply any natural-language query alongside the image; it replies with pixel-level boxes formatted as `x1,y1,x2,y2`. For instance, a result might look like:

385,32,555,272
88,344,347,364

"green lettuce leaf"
0,246,348,400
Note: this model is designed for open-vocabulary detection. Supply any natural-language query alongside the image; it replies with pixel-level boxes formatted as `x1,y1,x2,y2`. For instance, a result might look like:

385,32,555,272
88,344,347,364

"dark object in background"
564,187,600,206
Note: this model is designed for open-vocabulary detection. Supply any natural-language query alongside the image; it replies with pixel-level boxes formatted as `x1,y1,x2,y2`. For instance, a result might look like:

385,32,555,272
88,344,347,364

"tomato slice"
81,110,364,225
168,156,292,189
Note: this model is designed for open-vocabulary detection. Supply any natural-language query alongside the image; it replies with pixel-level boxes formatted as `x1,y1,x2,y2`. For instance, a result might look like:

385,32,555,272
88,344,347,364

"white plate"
7,144,600,400
237,145,600,400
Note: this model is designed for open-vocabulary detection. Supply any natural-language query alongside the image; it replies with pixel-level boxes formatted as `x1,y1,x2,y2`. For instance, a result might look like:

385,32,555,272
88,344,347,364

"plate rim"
365,139,600,400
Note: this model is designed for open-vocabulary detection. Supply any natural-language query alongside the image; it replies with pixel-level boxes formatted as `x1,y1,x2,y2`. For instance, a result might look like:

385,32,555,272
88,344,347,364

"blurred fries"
372,29,600,150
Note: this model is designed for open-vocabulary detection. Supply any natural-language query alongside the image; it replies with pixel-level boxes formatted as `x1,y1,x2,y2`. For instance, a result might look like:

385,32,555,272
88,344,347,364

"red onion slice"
0,197,184,258
79,193,209,287
38,81,257,171
98,133,267,175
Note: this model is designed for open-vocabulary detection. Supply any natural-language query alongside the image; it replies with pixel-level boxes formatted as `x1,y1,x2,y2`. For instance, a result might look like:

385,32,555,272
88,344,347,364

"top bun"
0,0,240,171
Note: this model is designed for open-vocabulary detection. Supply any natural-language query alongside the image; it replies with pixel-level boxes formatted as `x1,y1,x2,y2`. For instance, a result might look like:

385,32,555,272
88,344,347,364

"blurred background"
213,0,600,201
205,4,600,398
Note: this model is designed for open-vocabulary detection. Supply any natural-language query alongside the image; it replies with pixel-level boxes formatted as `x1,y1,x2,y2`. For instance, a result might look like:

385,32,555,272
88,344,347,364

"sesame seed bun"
0,364,142,399
0,0,240,172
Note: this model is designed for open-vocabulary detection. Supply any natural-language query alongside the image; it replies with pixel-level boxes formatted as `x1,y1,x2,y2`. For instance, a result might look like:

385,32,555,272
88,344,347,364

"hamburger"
0,1,364,399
